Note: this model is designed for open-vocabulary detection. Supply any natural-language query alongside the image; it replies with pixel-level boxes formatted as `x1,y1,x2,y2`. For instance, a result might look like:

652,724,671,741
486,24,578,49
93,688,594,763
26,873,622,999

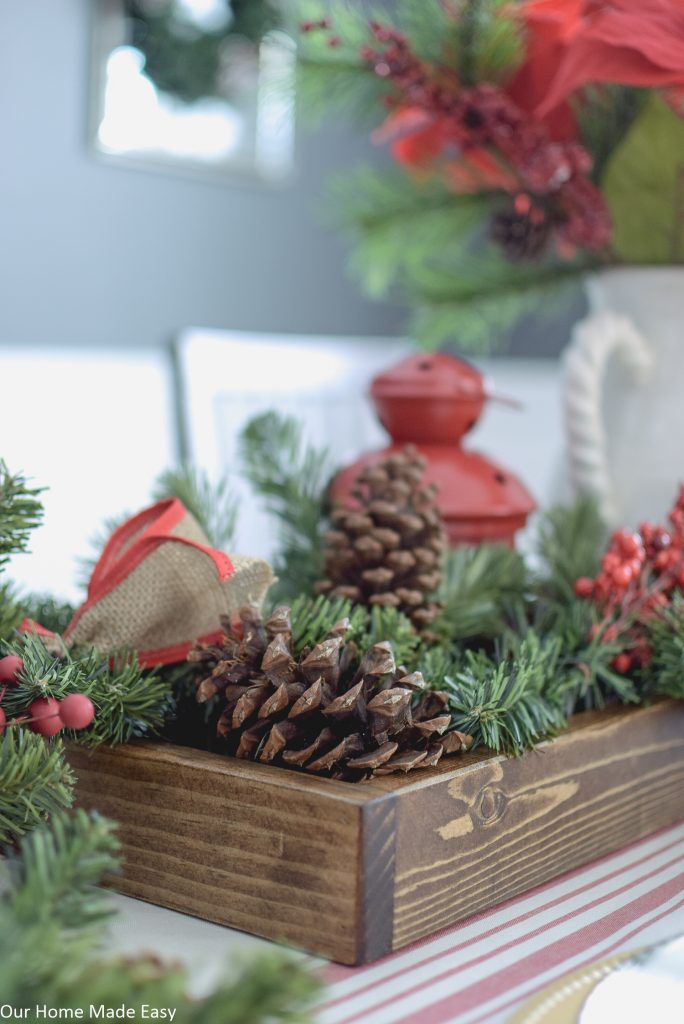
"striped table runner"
316,821,684,1024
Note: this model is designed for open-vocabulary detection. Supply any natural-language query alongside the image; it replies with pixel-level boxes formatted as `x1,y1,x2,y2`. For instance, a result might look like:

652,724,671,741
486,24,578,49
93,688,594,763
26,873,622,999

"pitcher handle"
562,310,653,524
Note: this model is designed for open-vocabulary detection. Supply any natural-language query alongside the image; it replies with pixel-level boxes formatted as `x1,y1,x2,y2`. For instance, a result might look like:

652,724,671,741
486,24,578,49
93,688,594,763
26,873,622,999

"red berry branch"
574,487,684,674
0,654,95,737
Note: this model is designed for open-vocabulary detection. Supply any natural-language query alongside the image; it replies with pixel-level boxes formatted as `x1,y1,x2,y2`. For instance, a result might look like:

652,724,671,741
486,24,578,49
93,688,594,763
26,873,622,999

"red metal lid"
371,353,486,402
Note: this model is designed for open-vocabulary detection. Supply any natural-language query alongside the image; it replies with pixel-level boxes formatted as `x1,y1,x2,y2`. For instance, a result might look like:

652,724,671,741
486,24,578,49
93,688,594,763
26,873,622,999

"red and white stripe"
315,822,684,1024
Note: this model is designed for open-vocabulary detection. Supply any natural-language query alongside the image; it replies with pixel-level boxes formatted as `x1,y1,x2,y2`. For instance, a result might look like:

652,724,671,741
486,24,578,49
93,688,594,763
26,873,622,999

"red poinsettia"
530,0,684,116
507,0,582,139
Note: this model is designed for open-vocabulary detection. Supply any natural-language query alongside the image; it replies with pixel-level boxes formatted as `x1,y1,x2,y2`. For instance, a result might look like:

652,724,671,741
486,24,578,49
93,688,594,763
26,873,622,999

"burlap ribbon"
61,498,274,666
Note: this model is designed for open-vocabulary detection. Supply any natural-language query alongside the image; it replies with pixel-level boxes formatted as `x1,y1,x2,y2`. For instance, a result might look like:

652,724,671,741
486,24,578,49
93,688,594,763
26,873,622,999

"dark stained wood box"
69,701,684,965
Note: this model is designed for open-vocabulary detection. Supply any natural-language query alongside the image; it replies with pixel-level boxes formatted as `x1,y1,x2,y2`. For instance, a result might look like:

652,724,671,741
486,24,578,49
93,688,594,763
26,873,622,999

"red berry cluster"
0,655,95,737
574,486,684,673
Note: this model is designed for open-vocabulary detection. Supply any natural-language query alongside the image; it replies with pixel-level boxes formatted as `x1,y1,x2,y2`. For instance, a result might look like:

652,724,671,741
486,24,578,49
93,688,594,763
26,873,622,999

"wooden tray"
69,701,684,964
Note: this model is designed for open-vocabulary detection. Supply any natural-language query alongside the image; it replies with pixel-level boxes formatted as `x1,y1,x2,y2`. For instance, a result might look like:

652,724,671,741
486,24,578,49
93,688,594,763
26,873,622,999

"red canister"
332,353,536,546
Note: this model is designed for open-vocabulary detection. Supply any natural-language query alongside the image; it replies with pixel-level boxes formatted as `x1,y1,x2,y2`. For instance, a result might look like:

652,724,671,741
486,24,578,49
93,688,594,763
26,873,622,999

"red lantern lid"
371,353,486,402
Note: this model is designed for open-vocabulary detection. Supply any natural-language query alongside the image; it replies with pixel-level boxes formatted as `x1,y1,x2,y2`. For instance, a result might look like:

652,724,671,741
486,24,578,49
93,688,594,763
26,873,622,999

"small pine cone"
317,447,447,629
191,606,470,781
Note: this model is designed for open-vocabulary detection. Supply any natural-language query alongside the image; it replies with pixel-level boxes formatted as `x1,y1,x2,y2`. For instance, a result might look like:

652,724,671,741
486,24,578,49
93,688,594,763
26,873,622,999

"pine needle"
239,412,333,602
0,732,74,846
536,498,608,603
644,597,684,700
443,634,567,754
432,544,528,643
0,461,43,570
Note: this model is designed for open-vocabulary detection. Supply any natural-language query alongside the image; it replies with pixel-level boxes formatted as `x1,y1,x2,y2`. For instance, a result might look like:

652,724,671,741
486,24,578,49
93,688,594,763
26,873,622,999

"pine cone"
490,196,553,261
191,605,472,781
316,446,445,631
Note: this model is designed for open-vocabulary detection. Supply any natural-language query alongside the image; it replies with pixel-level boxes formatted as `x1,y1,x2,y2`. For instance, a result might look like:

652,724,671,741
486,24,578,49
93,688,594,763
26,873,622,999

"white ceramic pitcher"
563,267,684,527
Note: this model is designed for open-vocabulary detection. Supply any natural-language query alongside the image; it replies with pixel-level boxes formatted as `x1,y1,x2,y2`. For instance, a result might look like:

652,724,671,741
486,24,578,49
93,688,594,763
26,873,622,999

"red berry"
612,564,633,588
27,697,63,737
602,625,619,644
0,706,5,733
612,653,632,674
602,552,621,572
0,655,24,685
574,577,594,598
613,530,640,558
58,693,95,730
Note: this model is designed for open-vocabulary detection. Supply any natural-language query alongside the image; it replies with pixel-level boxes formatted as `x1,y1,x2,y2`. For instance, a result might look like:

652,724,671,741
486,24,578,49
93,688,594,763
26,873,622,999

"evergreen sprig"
288,593,422,668
455,0,524,87
289,593,365,654
432,543,528,643
17,593,76,635
6,810,119,937
0,461,43,570
0,732,74,846
644,598,684,700
442,634,568,754
536,498,608,605
0,582,23,641
239,412,333,602
1,634,173,747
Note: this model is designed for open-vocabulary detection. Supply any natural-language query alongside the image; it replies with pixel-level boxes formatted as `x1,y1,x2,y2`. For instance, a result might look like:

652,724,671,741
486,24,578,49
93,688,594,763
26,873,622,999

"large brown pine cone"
315,446,445,631
190,605,472,781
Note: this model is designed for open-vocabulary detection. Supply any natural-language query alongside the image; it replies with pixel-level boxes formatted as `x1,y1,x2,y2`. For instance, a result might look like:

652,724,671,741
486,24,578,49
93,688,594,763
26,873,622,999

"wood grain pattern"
390,701,684,949
69,701,684,964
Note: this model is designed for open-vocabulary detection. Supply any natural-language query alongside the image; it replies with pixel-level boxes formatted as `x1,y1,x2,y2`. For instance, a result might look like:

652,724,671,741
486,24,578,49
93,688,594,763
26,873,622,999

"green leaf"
603,95,684,264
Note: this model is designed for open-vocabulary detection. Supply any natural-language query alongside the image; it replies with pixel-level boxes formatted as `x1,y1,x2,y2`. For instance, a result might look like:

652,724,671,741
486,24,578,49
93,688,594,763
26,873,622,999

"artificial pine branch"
152,463,238,552
442,634,568,754
1,634,173,746
289,593,367,654
0,582,23,641
6,810,119,937
288,593,422,668
239,412,333,602
0,732,74,845
296,1,389,123
536,498,608,605
644,597,684,699
0,461,43,570
455,0,524,87
432,544,528,643
17,593,76,634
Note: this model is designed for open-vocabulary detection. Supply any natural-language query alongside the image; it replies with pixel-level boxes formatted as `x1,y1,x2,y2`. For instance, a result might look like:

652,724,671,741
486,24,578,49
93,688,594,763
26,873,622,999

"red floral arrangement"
299,1,684,342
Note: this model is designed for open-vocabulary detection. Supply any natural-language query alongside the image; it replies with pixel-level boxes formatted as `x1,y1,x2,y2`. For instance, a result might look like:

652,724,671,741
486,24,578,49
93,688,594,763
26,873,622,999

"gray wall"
0,0,406,351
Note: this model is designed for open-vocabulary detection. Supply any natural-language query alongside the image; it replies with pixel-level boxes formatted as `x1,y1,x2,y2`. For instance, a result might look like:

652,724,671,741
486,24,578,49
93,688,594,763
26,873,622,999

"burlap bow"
60,498,273,666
